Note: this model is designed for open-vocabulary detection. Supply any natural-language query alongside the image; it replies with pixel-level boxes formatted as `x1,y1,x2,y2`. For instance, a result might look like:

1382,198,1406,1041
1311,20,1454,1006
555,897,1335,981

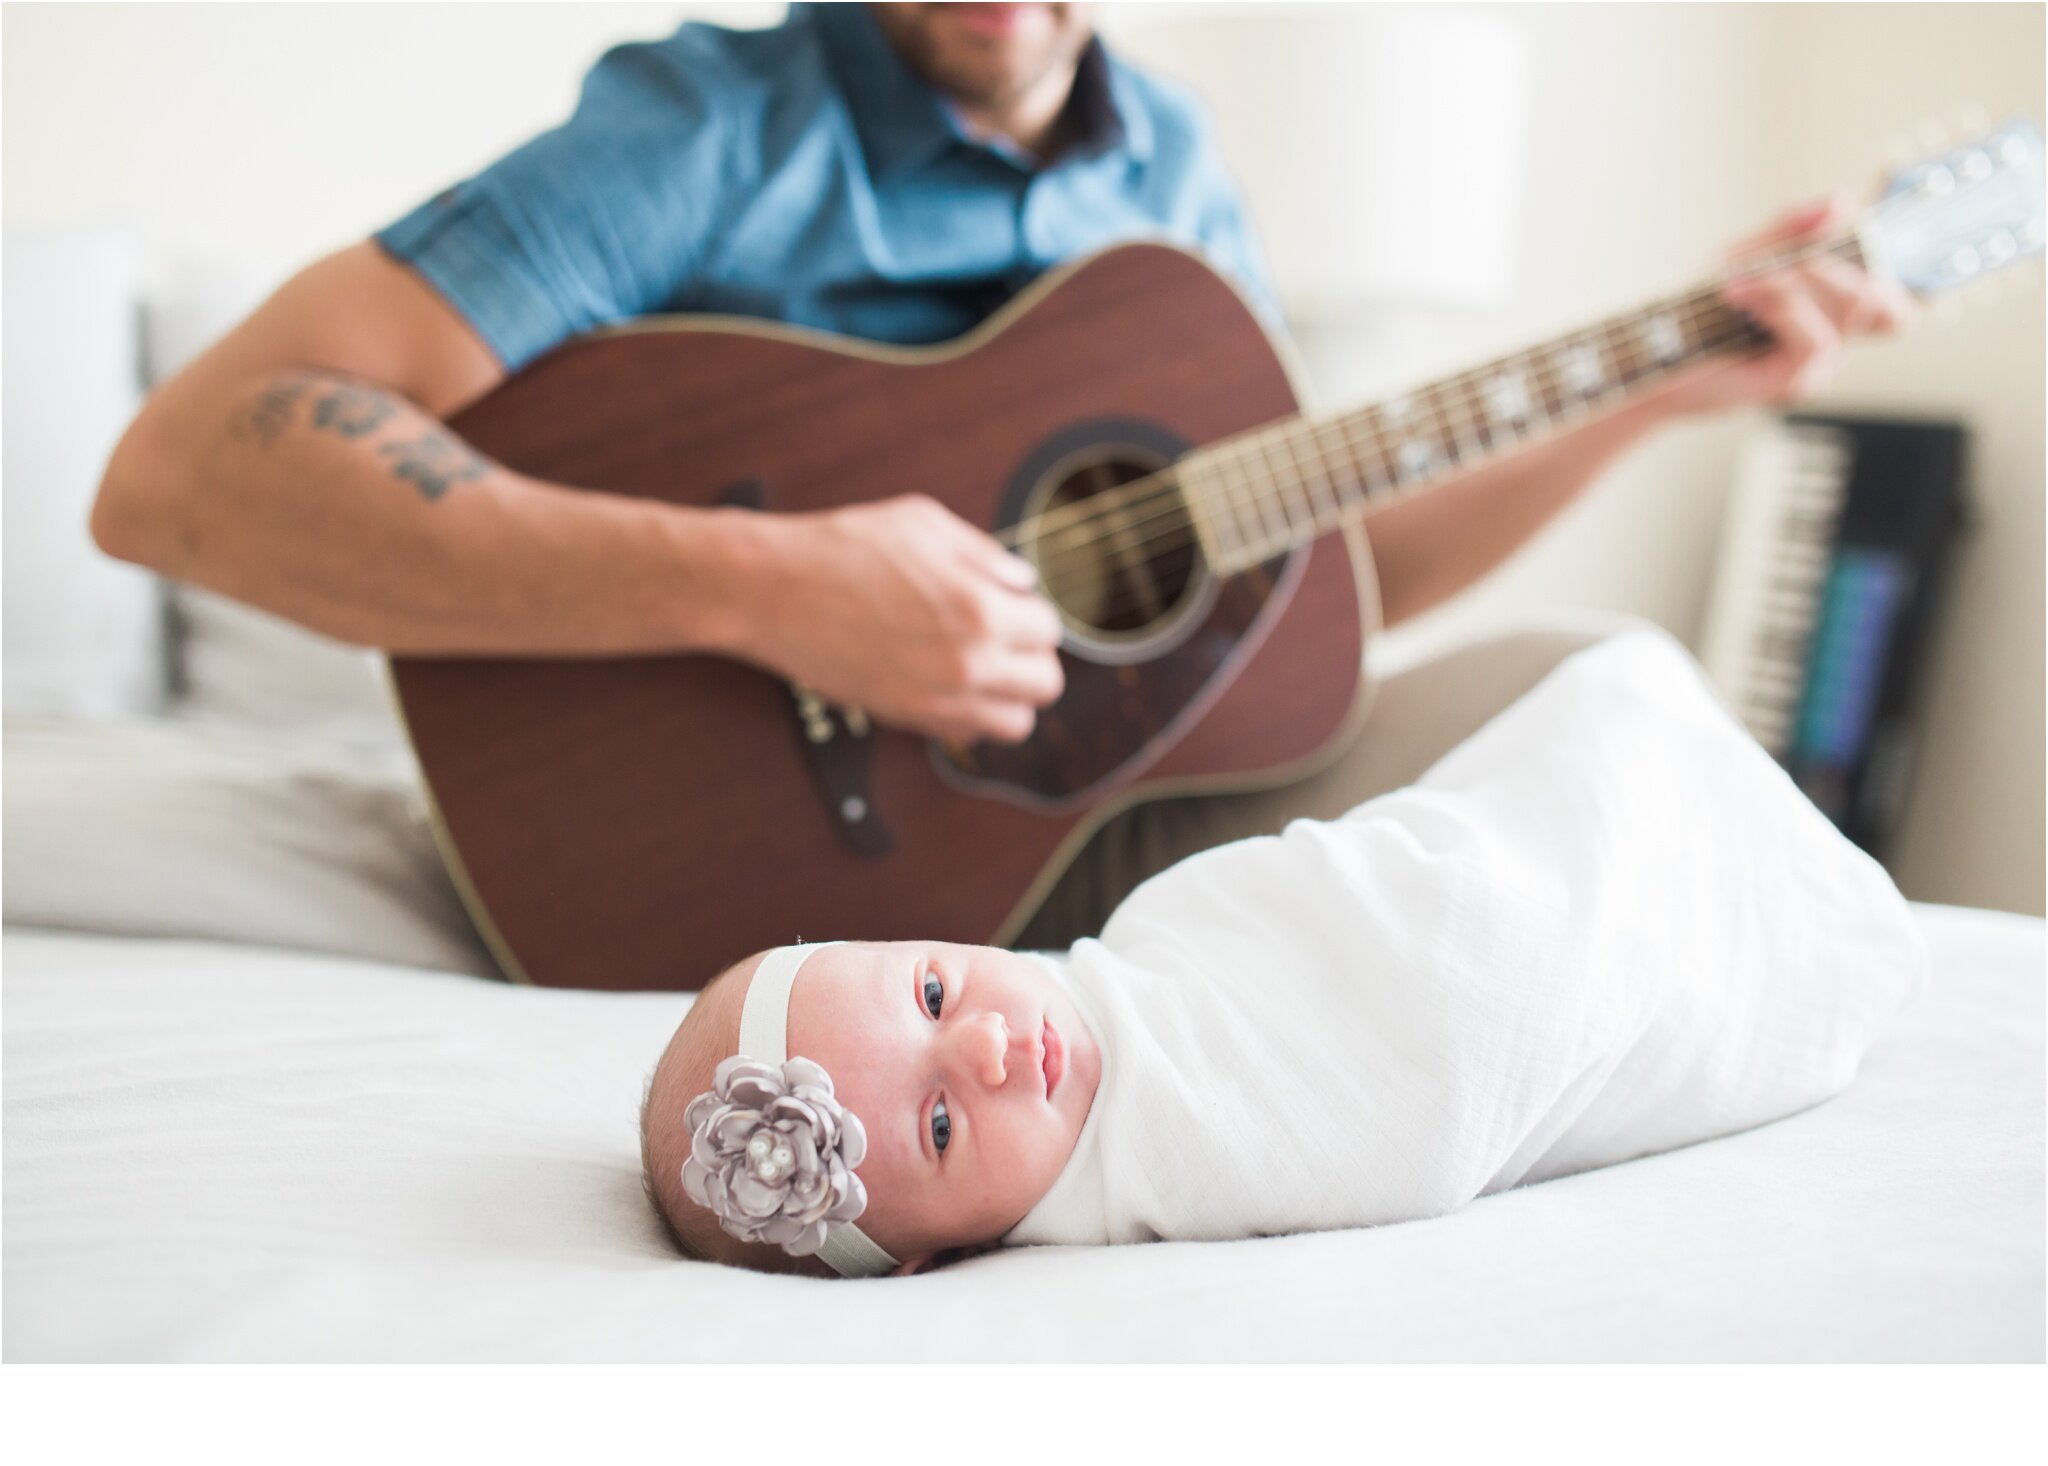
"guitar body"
391,244,1380,989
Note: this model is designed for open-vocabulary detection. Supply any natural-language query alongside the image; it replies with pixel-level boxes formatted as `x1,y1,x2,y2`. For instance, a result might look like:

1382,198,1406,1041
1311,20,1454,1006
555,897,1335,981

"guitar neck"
1179,228,1868,574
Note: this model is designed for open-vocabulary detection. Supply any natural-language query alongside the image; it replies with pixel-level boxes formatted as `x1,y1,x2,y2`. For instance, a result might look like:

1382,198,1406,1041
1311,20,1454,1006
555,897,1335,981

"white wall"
4,1,2040,912
1,2,753,262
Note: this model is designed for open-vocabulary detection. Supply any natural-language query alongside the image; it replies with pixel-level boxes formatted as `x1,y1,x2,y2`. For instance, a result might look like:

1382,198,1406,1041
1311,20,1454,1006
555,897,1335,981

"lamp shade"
1113,4,1529,318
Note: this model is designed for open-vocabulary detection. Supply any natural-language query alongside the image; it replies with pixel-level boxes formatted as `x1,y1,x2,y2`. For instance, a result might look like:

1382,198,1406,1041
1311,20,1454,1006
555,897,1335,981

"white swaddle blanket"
1007,628,1927,1247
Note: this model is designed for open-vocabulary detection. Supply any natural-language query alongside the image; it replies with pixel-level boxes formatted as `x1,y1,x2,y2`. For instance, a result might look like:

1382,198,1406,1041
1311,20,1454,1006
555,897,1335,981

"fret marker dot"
1485,374,1530,423
1646,315,1684,363
1561,345,1604,394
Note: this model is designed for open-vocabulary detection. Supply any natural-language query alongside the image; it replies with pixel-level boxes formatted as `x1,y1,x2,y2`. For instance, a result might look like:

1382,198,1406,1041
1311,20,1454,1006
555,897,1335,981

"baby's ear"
889,1253,935,1277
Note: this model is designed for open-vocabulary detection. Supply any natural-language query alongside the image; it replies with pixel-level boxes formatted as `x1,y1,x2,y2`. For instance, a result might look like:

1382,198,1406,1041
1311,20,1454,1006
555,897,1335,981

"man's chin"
923,49,1061,108
874,2,1089,108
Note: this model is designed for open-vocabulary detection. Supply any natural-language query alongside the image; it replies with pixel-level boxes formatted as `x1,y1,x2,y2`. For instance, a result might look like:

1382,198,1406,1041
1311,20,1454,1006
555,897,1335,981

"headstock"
1865,117,2045,295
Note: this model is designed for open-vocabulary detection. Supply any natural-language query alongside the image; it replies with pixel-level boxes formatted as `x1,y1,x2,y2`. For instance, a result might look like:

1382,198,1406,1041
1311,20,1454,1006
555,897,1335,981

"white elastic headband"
735,943,900,1278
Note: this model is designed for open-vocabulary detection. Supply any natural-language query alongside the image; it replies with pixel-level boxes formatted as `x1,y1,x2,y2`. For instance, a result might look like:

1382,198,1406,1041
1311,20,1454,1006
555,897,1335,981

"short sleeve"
375,37,733,369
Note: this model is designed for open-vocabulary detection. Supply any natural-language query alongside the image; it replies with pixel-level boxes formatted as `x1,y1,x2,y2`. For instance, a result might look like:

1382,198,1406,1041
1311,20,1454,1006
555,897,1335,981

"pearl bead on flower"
748,1132,797,1182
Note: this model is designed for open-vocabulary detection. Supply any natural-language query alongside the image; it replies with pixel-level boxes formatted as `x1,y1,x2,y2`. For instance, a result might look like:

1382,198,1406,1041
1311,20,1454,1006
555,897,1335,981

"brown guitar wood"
390,245,1374,989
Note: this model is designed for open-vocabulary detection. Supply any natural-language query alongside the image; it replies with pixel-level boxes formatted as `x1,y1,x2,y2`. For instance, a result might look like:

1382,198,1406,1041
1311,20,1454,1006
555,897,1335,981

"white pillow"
1,221,169,718
0,713,492,976
170,588,404,742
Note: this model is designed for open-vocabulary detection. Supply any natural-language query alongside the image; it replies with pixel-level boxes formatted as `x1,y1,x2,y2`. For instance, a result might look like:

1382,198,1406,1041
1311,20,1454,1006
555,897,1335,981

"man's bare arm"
90,243,771,654
91,242,1063,741
1362,387,1681,627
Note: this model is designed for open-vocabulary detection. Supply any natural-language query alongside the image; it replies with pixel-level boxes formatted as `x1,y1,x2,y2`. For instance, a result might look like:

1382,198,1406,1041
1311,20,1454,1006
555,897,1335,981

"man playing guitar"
91,4,1912,951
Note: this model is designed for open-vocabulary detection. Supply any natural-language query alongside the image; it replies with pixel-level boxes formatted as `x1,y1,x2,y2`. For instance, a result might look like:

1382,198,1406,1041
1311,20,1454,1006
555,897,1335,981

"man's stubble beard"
870,4,1094,113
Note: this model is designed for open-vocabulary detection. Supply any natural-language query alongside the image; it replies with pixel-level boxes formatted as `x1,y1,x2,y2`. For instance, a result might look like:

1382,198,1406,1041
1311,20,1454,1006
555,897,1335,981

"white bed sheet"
4,904,2039,1361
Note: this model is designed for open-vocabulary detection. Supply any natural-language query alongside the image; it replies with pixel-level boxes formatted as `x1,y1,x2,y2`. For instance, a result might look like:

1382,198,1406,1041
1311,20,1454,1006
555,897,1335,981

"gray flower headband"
679,942,900,1279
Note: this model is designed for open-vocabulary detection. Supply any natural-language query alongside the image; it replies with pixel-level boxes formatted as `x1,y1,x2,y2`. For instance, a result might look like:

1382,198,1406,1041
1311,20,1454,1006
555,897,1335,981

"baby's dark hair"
636,950,996,1278
638,955,834,1277
637,1071,706,1264
638,958,831,1277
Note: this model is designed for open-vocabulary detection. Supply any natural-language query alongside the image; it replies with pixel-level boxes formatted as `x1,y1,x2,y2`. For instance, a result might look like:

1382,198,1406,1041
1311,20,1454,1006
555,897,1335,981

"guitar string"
996,229,1860,568
1055,217,1869,623
1042,310,1766,626
1027,283,1794,625
1021,257,1846,636
1031,295,1758,616
1006,238,1853,630
1061,311,1772,629
1026,232,1856,572
1040,223,1875,577
1076,306,1760,566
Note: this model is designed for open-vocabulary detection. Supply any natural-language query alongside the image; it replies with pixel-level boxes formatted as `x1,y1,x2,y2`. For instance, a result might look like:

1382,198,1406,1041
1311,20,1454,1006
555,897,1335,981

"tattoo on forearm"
227,376,312,448
310,381,396,438
378,431,487,502
225,371,486,502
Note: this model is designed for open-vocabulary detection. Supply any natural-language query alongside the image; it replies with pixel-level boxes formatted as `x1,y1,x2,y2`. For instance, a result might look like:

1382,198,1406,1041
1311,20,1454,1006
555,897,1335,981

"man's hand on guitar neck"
723,495,1065,747
1652,194,1918,417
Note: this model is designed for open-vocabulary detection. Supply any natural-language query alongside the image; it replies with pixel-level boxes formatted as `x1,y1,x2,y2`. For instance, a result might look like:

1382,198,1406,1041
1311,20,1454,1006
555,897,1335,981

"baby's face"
781,940,1101,1265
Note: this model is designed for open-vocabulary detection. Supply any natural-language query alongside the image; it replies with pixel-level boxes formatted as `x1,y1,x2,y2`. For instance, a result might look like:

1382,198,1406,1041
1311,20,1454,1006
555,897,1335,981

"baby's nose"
959,1011,1009,1088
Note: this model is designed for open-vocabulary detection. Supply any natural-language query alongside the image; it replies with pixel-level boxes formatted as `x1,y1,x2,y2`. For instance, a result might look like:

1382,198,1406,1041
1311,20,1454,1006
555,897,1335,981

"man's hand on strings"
728,494,1065,747
1655,194,1919,417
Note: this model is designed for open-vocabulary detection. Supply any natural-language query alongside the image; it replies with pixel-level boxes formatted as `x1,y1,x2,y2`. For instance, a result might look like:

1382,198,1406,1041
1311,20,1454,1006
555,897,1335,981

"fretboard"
1180,231,1864,574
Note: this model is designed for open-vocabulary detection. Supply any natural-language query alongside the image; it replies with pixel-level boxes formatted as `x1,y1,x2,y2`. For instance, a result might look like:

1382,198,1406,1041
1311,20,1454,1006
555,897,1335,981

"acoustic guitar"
391,120,2044,989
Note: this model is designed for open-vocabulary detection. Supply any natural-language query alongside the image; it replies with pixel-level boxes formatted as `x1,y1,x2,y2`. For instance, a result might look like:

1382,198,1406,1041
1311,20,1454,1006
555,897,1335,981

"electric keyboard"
1701,413,1967,858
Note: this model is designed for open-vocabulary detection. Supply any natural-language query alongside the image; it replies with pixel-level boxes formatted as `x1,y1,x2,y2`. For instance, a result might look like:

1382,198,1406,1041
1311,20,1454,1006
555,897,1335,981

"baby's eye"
931,1099,952,1154
922,970,944,1019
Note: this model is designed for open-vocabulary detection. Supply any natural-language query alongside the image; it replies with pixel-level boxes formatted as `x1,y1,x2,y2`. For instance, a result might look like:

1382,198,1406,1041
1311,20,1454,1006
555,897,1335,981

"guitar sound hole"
1023,449,1215,663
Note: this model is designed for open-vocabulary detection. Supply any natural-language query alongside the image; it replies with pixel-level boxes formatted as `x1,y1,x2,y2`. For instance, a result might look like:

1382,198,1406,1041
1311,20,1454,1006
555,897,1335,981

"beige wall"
4,1,2041,912
0,3,735,261
1765,2,2045,917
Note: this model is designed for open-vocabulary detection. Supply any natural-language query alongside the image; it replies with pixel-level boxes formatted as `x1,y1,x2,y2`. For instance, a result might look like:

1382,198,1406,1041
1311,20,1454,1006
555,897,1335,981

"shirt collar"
805,3,1149,180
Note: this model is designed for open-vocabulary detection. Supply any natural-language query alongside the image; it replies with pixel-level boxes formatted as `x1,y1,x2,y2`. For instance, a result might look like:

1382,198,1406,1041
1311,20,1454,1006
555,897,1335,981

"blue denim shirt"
375,3,1281,369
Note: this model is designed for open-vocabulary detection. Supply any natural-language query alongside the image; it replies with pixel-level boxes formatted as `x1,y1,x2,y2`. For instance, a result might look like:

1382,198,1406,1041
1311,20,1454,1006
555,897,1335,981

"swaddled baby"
640,628,1926,1276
